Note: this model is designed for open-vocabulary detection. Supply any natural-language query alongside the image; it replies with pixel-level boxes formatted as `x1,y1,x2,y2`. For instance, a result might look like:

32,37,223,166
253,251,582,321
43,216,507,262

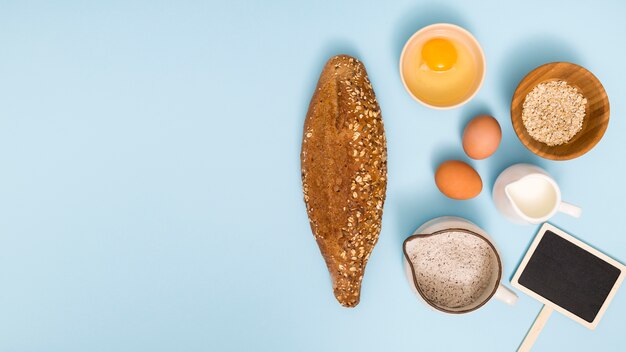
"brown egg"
435,160,482,200
462,115,502,160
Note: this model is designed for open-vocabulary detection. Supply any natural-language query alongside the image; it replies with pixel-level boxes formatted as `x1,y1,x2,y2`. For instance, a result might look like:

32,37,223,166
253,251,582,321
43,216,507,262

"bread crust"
301,55,387,307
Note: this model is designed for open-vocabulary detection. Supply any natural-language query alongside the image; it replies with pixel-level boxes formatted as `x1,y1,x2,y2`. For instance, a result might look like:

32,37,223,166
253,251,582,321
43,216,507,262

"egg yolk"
421,38,457,72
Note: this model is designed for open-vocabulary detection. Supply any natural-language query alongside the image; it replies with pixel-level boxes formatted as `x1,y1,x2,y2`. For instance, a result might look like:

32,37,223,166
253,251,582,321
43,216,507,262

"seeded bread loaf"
301,55,387,307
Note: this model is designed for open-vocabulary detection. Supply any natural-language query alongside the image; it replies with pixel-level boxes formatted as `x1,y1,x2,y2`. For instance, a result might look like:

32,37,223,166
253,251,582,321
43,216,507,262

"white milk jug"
493,164,582,224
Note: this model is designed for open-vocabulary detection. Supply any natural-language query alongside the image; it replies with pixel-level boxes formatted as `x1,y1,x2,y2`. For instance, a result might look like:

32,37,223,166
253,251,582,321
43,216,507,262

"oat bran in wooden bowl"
511,62,610,160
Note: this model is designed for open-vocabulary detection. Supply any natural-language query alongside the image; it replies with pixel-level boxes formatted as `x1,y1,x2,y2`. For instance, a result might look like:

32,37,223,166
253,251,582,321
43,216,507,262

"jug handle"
558,201,582,218
494,284,518,305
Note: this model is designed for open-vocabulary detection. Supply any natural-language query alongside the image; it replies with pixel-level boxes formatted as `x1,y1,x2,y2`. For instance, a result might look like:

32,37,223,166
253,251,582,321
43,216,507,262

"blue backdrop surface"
1,1,625,351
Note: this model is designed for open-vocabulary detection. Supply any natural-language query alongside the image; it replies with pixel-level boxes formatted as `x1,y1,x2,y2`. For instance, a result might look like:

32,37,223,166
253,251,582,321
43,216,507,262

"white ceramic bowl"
399,23,486,109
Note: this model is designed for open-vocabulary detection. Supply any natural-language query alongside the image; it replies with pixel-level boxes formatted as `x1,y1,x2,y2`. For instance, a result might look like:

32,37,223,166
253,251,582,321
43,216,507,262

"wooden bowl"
511,62,610,160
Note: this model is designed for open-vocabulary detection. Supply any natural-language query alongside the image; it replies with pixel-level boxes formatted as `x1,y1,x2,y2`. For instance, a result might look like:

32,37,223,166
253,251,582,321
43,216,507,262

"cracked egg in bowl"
400,23,485,109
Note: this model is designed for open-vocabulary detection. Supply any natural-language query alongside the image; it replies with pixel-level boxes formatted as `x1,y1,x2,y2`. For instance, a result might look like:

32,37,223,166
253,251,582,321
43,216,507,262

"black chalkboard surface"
512,224,625,351
518,230,622,323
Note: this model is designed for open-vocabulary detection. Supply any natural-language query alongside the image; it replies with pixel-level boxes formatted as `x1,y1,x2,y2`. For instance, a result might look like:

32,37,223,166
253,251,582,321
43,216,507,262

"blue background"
1,0,625,351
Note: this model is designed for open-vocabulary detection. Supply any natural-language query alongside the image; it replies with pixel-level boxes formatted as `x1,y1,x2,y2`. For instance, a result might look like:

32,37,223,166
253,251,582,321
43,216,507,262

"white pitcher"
403,216,518,312
493,164,582,224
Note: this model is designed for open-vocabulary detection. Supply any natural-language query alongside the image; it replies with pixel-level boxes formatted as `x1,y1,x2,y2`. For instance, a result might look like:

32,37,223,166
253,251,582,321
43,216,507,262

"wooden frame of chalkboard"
512,223,625,330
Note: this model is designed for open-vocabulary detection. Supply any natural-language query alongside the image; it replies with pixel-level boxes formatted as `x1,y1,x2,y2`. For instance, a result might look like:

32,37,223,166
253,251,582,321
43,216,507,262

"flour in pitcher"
407,231,496,309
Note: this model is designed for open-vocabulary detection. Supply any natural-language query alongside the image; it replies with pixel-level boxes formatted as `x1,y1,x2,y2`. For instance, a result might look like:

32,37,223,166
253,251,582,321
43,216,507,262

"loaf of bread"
301,55,387,307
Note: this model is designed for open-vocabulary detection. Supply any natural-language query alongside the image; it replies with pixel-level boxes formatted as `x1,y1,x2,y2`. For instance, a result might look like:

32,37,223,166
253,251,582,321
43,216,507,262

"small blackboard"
512,223,625,329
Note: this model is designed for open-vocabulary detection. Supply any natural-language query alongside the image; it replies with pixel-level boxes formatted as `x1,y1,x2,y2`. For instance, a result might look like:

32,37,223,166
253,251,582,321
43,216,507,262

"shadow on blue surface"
392,2,471,62
508,224,542,282
458,100,493,141
428,101,494,173
393,187,486,265
429,143,467,173
497,34,583,109
485,124,551,197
